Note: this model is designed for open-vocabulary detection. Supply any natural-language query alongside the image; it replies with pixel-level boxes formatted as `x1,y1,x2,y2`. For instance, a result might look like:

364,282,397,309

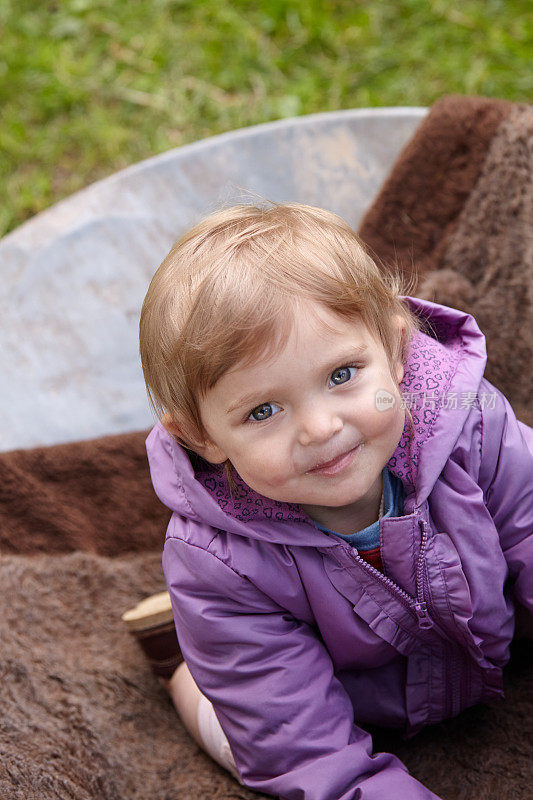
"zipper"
415,519,434,630
444,643,465,719
333,516,475,719
417,519,468,717
332,516,434,631
337,516,475,718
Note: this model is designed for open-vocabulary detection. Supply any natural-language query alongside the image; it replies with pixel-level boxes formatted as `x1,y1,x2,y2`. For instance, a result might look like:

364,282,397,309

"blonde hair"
140,202,420,448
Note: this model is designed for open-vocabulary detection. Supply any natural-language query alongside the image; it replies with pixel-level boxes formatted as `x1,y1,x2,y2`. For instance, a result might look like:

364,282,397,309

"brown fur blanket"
359,94,533,428
1,95,531,800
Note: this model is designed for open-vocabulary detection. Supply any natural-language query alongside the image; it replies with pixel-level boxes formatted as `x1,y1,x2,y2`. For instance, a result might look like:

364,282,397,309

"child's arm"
478,378,533,627
163,534,441,800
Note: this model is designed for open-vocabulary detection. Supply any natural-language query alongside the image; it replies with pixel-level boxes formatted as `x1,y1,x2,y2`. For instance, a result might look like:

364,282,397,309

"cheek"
360,385,404,437
387,392,407,439
232,439,293,489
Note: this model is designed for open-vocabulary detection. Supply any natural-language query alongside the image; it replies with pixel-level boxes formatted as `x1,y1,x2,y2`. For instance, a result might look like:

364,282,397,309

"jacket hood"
146,296,487,544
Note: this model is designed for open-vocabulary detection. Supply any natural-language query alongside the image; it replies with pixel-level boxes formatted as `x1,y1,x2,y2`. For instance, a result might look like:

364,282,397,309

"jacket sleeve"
163,534,441,800
478,378,533,617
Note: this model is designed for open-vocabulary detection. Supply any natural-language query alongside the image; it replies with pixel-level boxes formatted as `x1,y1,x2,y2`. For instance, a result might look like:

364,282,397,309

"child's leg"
123,593,242,781
163,662,243,783
161,662,204,747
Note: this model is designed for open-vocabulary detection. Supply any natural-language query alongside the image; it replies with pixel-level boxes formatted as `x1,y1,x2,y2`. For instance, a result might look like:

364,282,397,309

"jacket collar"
391,296,486,511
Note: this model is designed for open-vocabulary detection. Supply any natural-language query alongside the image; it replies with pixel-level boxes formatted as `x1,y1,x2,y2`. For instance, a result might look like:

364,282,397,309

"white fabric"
196,692,243,783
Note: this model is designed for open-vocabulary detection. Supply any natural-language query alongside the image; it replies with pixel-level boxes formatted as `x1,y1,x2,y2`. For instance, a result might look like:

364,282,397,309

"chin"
304,487,364,509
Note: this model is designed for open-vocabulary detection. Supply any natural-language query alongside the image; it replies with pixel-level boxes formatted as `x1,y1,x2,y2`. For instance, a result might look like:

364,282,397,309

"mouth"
306,443,363,477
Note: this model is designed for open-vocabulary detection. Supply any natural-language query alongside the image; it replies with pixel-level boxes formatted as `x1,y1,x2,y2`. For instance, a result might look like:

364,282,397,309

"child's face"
194,300,406,528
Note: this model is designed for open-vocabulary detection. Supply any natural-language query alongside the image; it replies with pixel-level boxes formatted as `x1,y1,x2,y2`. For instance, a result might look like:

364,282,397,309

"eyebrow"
225,344,369,415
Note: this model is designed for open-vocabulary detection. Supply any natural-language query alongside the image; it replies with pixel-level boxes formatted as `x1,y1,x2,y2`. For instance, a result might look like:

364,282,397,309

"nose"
296,402,343,447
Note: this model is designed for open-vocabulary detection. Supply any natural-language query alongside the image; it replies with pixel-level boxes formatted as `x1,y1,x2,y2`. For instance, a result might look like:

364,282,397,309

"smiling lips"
306,443,363,476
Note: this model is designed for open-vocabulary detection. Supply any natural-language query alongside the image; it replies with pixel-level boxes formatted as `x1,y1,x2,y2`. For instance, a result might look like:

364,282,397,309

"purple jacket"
147,296,533,800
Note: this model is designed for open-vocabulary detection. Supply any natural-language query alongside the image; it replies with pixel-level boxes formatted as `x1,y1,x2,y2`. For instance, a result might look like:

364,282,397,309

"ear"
161,412,227,464
392,315,407,385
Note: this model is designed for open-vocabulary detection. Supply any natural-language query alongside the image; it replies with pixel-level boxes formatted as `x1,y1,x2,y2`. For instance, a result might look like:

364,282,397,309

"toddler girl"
137,203,532,800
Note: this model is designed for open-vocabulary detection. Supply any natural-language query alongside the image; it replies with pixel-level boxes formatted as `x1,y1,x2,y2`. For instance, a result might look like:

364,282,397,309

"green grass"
1,0,531,237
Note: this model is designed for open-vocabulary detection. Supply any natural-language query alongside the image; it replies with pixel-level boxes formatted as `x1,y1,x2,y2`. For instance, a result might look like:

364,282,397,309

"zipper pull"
415,601,434,630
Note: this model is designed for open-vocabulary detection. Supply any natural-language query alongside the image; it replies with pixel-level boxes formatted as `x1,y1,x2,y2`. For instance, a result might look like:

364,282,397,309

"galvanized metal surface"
0,108,427,450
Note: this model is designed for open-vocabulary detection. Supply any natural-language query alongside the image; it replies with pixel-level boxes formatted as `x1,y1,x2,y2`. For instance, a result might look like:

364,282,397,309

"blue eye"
329,366,357,387
248,402,281,422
